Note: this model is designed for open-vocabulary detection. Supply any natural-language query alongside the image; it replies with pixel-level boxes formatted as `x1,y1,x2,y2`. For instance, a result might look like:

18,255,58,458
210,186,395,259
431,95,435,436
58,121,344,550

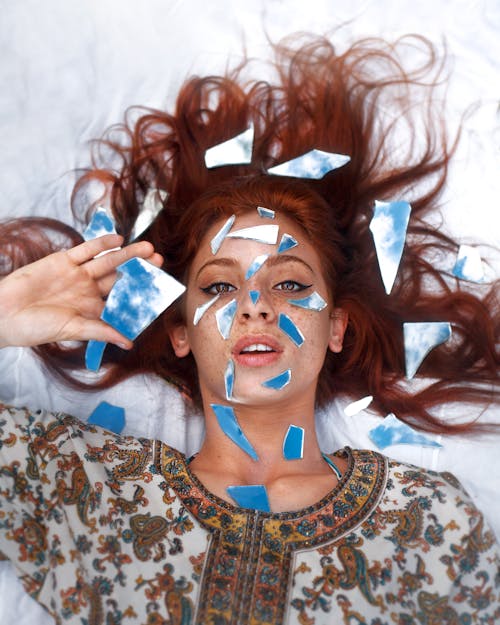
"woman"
0,35,498,624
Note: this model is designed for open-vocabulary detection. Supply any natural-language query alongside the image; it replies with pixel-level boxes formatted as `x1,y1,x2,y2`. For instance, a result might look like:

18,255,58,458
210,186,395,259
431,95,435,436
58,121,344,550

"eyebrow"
195,254,315,280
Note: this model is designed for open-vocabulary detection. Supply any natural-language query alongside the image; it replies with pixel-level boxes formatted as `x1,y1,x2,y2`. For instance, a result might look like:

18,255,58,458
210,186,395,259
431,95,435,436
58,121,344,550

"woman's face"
169,210,347,410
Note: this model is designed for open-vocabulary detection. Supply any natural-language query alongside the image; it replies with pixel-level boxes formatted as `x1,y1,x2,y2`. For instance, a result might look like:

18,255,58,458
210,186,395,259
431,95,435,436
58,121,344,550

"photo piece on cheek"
403,321,452,379
257,206,275,219
368,413,442,450
369,200,411,295
245,255,269,280
277,233,298,254
283,424,305,460
215,299,238,339
226,484,270,512
210,404,259,460
226,224,279,245
288,291,327,312
278,313,305,347
129,188,168,242
262,369,292,390
193,294,221,326
211,215,236,254
267,149,350,179
225,359,235,401
204,125,254,169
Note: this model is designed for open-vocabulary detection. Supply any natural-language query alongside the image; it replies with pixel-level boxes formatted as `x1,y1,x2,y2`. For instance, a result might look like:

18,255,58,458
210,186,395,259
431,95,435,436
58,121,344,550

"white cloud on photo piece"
403,321,451,379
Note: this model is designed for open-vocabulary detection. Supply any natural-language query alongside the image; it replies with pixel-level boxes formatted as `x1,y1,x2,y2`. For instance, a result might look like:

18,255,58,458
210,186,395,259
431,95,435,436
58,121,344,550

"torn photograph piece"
215,298,238,339
267,149,350,178
283,424,305,460
277,233,298,254
193,294,220,326
211,215,236,254
288,291,327,312
226,224,279,245
204,125,254,168
452,245,486,283
403,321,452,379
87,401,126,434
369,413,442,450
344,395,373,417
257,206,275,219
278,313,304,347
211,404,258,460
245,254,269,280
226,484,270,512
129,188,168,241
83,206,117,240
224,359,235,401
262,368,291,390
249,290,260,304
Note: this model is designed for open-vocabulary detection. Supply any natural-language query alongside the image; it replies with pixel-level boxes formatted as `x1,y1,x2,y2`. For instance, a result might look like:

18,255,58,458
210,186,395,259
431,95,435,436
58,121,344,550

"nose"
238,288,276,323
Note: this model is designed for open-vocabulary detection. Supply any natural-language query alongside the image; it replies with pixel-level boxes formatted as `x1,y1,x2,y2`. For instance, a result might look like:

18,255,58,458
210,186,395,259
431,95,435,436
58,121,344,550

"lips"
232,334,283,367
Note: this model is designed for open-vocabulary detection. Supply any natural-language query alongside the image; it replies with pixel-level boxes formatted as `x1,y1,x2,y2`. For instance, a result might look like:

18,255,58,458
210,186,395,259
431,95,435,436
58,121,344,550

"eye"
201,282,236,295
274,280,312,293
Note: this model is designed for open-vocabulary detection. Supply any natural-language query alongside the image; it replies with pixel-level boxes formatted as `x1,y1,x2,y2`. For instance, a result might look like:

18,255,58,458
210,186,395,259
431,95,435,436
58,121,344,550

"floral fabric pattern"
0,404,498,624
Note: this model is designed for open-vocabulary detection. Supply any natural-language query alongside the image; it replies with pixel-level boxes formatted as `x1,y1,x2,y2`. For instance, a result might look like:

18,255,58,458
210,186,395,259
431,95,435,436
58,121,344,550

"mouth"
232,335,283,367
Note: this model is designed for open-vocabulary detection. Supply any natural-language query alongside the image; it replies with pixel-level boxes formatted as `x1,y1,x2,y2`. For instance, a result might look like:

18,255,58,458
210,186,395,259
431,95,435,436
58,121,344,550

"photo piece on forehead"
257,206,275,219
344,395,373,417
267,149,350,179
85,258,186,371
283,424,305,460
288,291,327,312
193,294,221,326
403,321,452,380
226,484,270,512
211,215,236,254
129,188,168,242
249,290,260,305
204,125,254,169
83,206,117,241
87,401,126,434
452,245,486,283
262,368,291,390
215,298,238,339
278,313,305,347
245,255,269,280
211,404,258,461
277,233,298,254
225,359,235,401
226,224,279,245
369,200,412,295
369,413,442,450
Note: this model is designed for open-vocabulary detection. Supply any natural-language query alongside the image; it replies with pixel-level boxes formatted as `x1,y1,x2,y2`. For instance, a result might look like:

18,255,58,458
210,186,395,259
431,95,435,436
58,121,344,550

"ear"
168,324,191,358
328,308,348,353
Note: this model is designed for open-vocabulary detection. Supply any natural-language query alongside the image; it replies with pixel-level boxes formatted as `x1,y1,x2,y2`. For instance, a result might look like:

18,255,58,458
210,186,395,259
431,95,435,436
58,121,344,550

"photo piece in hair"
225,359,235,401
267,149,350,178
452,245,486,283
283,424,305,460
85,258,186,371
226,484,270,512
226,224,279,245
369,413,442,450
262,368,291,390
278,313,305,347
249,290,260,304
204,125,254,168
277,233,298,254
245,255,269,280
193,294,221,326
88,401,126,434
257,206,275,219
211,215,236,254
83,206,117,241
288,291,327,312
403,321,452,379
369,200,411,295
129,188,168,241
215,298,238,339
344,395,373,417
211,404,258,460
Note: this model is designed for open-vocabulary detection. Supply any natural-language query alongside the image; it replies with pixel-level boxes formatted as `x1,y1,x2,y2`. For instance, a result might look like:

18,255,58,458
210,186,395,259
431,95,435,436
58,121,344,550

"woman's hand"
0,235,164,349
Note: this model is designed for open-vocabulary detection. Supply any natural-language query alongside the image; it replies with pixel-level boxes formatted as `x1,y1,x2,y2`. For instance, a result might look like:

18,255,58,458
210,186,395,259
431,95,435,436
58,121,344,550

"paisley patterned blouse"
0,404,498,625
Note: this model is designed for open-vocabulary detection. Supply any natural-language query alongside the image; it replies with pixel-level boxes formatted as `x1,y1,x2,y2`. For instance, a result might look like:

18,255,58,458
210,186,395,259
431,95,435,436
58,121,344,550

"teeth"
241,343,274,353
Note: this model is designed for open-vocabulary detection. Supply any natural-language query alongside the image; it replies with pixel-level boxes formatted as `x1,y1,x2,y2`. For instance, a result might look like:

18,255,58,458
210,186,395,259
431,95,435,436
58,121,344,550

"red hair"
1,35,498,432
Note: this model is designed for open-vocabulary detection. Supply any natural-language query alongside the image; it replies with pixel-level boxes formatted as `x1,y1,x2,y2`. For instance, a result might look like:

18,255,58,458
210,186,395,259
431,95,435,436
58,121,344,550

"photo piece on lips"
278,313,305,347
226,224,279,245
283,424,305,460
85,258,186,371
211,215,236,254
193,294,221,326
257,206,275,219
204,125,254,168
369,200,411,295
226,484,270,512
129,188,168,242
215,298,238,340
288,291,327,312
87,401,126,434
277,233,298,254
369,413,442,450
245,255,269,280
262,368,292,390
267,149,350,178
210,404,258,460
403,321,452,379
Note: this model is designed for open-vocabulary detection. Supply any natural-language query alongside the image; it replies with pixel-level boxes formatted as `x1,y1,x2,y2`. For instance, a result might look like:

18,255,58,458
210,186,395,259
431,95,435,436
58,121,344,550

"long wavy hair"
1,34,498,432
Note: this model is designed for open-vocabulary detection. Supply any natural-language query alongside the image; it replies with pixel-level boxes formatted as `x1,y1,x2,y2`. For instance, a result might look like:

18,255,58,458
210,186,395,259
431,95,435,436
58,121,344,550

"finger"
70,318,134,349
66,235,125,265
87,241,156,278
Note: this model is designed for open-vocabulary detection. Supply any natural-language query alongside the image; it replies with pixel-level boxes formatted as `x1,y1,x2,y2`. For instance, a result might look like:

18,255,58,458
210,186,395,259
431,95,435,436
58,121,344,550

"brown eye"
274,281,311,292
201,282,236,295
